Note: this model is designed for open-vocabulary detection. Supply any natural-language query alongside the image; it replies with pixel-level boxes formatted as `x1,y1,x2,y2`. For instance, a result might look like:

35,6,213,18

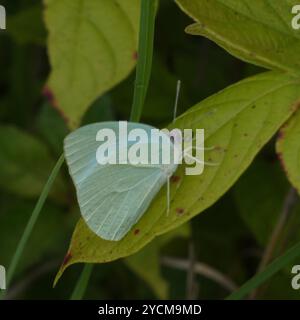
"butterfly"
64,121,178,241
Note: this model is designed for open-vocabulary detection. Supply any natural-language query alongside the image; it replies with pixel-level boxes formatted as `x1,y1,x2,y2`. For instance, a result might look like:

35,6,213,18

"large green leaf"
175,0,300,75
0,126,67,202
44,0,140,128
55,72,300,282
276,109,300,193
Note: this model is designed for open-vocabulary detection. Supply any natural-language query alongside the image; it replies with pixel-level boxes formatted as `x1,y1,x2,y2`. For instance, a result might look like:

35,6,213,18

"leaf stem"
130,0,157,122
1,154,65,299
162,256,237,292
186,241,198,299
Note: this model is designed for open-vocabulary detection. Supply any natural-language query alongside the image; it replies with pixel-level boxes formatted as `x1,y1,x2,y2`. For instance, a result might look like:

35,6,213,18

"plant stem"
69,0,157,300
130,0,157,122
186,241,198,299
162,256,237,292
258,188,298,273
70,264,93,300
0,154,65,299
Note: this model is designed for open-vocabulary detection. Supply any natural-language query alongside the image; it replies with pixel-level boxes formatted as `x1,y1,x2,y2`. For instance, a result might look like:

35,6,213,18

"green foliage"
2,0,300,300
7,4,46,45
44,0,140,128
277,109,300,193
125,223,190,299
0,196,73,277
176,0,300,75
0,126,67,202
56,71,300,282
113,57,190,124
234,159,289,245
36,103,69,156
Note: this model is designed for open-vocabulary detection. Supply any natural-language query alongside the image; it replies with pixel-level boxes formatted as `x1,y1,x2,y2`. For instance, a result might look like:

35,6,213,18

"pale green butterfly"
64,121,179,241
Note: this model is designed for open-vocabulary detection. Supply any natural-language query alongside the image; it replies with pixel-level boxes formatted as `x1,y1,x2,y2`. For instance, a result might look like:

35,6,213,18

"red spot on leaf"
62,252,72,266
134,229,140,235
133,51,138,61
214,146,227,153
171,175,180,183
176,208,184,215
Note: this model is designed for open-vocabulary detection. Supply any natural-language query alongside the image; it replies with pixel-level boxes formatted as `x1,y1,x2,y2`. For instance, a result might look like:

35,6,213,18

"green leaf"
125,223,190,299
55,71,300,282
276,109,300,194
44,0,140,128
175,0,300,75
0,126,67,202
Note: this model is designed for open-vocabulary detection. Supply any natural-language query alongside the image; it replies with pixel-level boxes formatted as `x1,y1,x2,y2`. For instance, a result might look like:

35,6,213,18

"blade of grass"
227,241,300,300
130,0,157,122
69,0,158,299
0,154,65,299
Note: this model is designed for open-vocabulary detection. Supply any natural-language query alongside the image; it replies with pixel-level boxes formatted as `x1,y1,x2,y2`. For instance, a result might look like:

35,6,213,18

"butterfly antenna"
185,145,216,151
173,80,181,122
190,146,216,151
183,151,220,166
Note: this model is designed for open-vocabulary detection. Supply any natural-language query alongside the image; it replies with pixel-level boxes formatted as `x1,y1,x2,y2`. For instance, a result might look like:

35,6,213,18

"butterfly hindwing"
78,165,165,240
